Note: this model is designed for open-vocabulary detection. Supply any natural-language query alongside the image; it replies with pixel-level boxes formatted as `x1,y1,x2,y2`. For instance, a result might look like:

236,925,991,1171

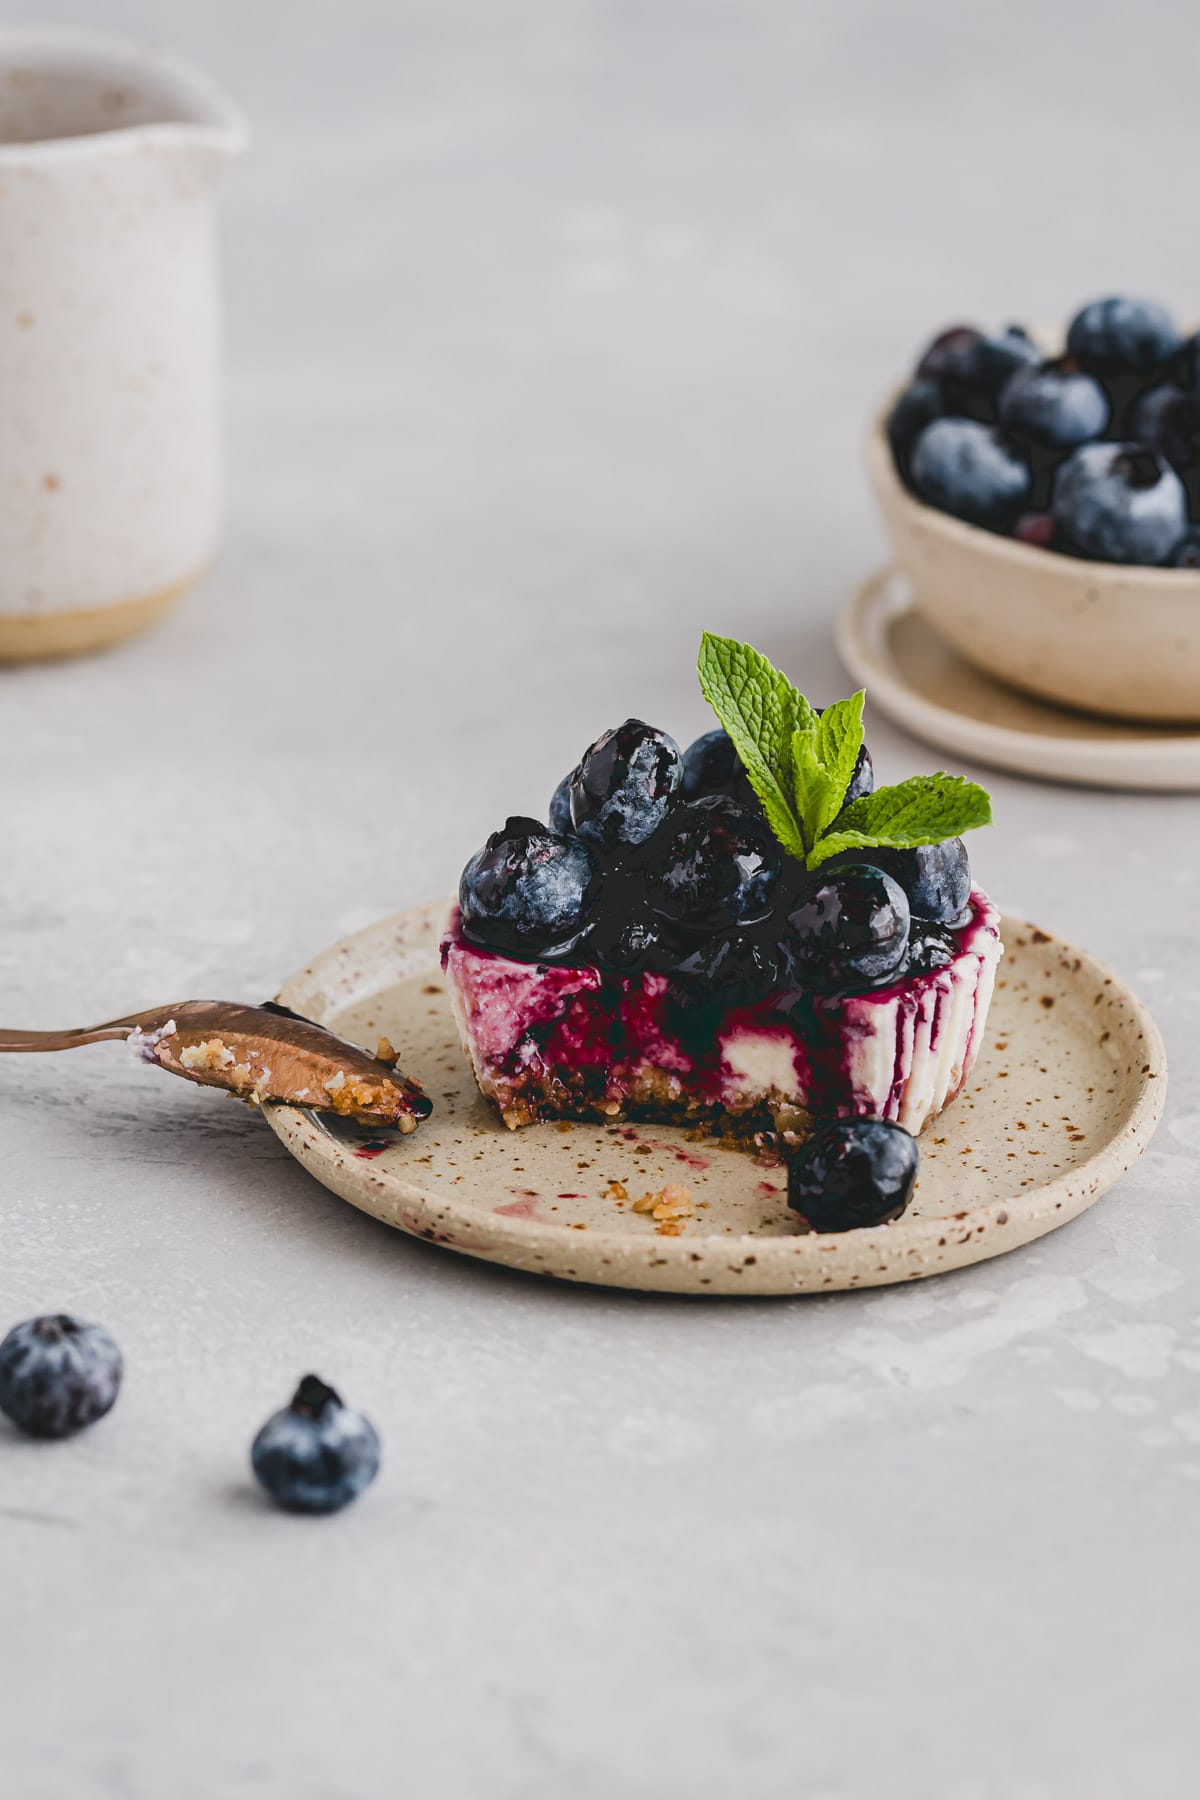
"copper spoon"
0,999,432,1132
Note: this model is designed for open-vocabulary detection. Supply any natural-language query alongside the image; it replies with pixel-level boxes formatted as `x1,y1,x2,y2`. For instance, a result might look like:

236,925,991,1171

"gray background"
4,4,1200,1796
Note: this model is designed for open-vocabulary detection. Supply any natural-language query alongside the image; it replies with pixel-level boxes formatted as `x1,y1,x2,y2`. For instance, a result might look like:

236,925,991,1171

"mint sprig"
697,634,813,860
696,633,992,869
810,774,993,868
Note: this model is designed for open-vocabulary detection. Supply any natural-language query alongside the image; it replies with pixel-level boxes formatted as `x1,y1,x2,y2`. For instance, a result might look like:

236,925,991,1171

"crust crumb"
179,1038,237,1074
633,1183,694,1229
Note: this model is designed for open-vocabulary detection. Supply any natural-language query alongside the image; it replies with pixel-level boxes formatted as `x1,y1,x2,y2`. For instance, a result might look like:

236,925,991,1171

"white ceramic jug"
0,28,245,660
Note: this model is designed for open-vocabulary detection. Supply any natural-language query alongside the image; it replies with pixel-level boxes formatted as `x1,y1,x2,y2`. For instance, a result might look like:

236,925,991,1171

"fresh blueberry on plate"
787,1117,920,1232
251,1374,380,1514
0,1314,123,1439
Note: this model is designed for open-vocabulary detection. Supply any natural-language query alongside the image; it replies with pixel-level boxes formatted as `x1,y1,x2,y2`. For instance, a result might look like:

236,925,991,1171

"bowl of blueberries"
869,296,1200,723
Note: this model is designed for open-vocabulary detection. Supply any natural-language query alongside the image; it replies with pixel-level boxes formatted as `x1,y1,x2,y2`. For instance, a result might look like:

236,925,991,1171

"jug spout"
0,27,246,169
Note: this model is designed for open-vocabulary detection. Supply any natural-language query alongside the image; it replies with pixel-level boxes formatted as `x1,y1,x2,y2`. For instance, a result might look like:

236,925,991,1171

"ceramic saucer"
837,568,1200,791
262,901,1166,1297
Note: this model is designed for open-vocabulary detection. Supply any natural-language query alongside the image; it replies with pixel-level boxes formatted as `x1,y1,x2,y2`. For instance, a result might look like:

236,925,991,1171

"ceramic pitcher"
0,28,245,660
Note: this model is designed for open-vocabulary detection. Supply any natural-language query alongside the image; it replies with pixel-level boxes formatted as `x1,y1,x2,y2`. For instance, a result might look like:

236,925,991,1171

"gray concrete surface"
3,3,1199,1796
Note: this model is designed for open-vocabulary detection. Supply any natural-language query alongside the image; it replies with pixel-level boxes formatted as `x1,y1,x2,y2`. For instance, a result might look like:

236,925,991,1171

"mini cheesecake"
447,645,1000,1148
443,888,1001,1140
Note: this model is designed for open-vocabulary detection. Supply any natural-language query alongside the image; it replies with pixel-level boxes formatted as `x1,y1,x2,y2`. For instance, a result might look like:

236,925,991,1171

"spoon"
0,999,432,1131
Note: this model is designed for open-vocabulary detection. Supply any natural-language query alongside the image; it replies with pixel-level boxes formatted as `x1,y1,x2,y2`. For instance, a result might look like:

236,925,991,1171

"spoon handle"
0,1012,160,1052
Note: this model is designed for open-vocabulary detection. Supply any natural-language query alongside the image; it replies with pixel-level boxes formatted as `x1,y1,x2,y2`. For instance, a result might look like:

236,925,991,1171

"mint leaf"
697,633,806,859
790,728,841,856
808,774,993,869
814,692,865,821
695,637,993,875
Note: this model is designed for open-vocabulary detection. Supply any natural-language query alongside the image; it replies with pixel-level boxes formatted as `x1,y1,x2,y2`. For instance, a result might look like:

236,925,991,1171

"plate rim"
262,902,1168,1296
837,568,1200,792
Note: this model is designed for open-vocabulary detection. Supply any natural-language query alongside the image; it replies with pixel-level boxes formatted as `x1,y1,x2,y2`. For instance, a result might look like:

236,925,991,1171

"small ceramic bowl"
866,409,1200,723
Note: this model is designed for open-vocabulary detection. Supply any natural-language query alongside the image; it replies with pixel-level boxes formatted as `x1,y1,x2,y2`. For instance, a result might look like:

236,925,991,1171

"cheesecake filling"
442,888,1002,1138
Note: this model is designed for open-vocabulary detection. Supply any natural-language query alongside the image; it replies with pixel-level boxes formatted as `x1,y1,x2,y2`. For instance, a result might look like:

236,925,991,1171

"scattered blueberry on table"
0,1314,123,1438
251,1374,381,1514
787,1118,920,1232
889,296,1200,563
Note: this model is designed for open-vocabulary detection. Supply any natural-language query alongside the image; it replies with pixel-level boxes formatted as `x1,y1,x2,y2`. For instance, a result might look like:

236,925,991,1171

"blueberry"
842,739,874,805
251,1374,380,1515
1180,332,1200,396
670,933,787,1008
784,864,910,992
548,772,574,835
938,327,1040,419
680,727,756,805
0,1314,122,1439
651,796,780,930
998,359,1109,450
1013,511,1056,551
1066,297,1183,375
570,720,682,850
460,817,595,954
1171,530,1200,569
871,839,971,925
681,725,872,811
905,921,959,976
585,900,672,976
1052,443,1188,565
1128,383,1200,474
915,324,984,384
910,418,1031,531
887,378,946,481
787,1117,919,1232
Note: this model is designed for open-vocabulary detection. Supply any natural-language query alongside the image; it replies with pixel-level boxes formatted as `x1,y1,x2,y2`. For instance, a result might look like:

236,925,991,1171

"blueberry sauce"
443,894,999,1124
352,1139,392,1160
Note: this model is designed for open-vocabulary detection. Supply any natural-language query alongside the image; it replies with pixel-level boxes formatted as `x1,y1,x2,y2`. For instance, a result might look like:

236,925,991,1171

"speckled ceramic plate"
838,568,1200,791
263,901,1165,1296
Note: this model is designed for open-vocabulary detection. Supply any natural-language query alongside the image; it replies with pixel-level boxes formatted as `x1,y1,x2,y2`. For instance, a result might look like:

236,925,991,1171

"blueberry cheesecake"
888,296,1200,565
442,636,1000,1144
